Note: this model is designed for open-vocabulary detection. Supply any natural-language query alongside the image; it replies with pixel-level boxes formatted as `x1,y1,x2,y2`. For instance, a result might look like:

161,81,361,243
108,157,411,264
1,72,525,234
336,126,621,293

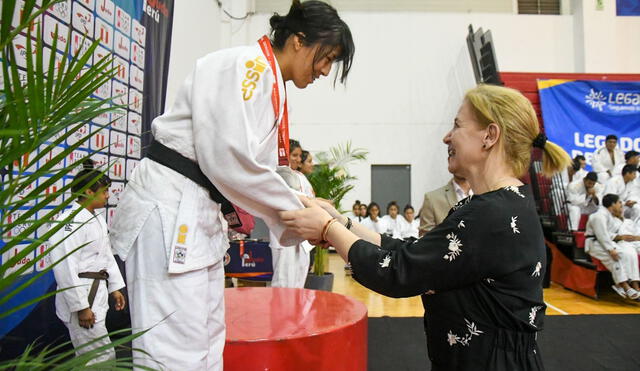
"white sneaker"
625,288,640,300
612,285,627,298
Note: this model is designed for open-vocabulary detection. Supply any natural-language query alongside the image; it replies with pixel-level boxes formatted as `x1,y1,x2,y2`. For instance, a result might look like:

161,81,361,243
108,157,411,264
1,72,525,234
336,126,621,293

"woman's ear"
484,123,501,149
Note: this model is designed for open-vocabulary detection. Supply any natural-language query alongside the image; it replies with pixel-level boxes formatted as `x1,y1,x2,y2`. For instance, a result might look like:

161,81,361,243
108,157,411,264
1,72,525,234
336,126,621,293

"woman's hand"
280,197,333,242
313,197,343,220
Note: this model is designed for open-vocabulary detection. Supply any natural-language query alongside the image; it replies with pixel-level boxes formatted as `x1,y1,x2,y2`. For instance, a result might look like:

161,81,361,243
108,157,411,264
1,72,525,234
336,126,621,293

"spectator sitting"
360,202,387,234
592,134,624,183
381,201,402,238
419,174,472,236
567,171,604,230
585,194,640,300
604,164,639,219
358,203,368,221
398,204,419,240
344,200,361,220
625,150,640,166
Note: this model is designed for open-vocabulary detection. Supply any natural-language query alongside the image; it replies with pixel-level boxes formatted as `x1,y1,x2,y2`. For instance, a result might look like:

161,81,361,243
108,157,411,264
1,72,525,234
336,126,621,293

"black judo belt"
78,269,109,308
146,139,242,229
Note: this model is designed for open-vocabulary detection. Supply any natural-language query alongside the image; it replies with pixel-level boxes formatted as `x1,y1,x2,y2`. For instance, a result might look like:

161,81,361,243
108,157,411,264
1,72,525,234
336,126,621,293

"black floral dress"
349,185,545,370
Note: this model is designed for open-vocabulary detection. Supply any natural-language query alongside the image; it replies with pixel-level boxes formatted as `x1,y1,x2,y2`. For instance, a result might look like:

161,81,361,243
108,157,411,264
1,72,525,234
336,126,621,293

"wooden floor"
326,253,640,317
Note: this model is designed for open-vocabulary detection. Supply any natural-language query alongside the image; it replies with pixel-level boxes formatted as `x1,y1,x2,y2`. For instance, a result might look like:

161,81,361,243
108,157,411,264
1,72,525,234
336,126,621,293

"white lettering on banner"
127,135,141,159
95,17,113,49
48,0,71,23
126,159,139,180
129,64,144,91
115,6,131,36
573,131,640,152
127,112,142,135
111,108,128,131
2,245,35,277
109,131,126,156
43,14,69,52
129,88,143,114
96,0,115,22
12,34,37,69
72,1,94,37
114,30,130,59
113,55,129,83
607,92,640,105
108,181,124,206
38,145,64,171
132,19,146,46
78,0,95,11
109,156,125,180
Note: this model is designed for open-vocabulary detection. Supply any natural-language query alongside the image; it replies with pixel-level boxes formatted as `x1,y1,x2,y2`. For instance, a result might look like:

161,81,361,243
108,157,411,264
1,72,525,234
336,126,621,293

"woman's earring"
482,143,486,149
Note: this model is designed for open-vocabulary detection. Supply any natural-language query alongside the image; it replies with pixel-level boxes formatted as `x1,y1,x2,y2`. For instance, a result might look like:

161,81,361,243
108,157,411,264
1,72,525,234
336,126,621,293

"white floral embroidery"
505,185,525,198
457,220,466,229
485,278,495,284
510,216,520,234
443,233,463,261
529,306,543,327
447,319,484,347
531,262,542,277
379,254,391,268
452,195,473,211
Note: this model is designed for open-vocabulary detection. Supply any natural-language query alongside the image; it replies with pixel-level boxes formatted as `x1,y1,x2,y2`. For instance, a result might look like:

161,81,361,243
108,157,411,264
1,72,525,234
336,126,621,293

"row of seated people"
344,200,419,240
581,193,640,300
559,158,640,231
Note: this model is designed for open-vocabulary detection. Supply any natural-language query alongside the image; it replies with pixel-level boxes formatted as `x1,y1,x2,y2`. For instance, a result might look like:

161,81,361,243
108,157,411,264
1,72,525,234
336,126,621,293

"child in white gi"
48,161,126,364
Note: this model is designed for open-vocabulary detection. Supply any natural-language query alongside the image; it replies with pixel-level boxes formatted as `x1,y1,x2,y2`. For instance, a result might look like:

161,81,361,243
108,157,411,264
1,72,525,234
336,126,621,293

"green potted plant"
0,0,149,368
304,142,367,291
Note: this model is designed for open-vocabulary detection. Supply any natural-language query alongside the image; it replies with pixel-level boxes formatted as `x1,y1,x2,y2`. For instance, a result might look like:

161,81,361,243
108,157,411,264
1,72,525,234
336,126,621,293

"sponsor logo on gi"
242,56,267,101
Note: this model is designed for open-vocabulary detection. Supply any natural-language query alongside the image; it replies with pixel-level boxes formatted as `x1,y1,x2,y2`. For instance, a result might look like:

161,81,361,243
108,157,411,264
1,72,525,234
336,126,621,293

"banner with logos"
0,0,174,357
538,79,640,169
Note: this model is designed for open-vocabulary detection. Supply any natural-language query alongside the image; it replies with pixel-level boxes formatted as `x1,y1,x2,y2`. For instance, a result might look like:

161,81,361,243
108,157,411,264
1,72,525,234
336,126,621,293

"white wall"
164,3,640,211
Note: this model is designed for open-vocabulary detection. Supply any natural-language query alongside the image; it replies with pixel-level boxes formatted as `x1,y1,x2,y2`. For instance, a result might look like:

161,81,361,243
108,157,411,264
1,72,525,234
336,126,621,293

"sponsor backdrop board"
0,0,174,358
538,79,640,169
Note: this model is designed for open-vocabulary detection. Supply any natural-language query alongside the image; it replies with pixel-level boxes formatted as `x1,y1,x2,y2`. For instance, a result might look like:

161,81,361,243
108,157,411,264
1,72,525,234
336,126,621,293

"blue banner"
617,0,640,16
538,80,640,168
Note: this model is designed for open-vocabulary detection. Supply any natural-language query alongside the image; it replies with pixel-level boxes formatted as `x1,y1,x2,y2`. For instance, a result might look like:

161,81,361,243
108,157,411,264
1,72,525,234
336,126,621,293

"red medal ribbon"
258,35,290,166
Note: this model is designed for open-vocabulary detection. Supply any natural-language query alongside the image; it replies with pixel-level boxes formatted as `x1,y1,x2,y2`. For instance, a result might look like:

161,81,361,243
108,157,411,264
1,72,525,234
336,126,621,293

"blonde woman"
281,85,570,370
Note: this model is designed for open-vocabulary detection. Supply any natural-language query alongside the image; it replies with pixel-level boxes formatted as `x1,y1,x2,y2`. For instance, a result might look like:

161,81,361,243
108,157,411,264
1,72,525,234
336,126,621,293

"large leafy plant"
307,141,367,275
0,0,150,368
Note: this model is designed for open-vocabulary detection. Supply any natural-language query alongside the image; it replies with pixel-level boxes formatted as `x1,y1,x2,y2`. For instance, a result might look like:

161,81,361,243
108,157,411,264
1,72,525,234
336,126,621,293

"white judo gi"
397,216,420,240
585,208,639,284
592,146,624,183
604,175,640,219
360,217,388,234
270,170,314,288
48,203,125,364
567,180,604,230
380,215,402,238
110,42,303,370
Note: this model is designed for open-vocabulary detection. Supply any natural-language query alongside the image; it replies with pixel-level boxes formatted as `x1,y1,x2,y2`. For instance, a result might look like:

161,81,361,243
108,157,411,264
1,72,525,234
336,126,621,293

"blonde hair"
465,84,571,177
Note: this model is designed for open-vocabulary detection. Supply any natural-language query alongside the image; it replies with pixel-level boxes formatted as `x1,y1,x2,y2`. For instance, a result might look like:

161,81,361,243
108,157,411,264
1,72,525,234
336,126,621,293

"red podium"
224,287,368,370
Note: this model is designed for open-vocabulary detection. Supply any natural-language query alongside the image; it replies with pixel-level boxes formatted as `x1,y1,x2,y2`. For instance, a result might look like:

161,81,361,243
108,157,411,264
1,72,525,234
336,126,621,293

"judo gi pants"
270,245,310,288
65,314,115,365
589,244,640,284
126,211,225,370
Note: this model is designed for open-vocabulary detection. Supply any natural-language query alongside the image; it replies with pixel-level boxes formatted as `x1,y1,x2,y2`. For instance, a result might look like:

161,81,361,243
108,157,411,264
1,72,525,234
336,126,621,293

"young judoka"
48,160,126,364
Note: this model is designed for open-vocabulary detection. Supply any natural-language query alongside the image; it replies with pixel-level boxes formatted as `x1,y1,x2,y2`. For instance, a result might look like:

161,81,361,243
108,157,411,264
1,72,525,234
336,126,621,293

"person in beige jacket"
419,175,472,236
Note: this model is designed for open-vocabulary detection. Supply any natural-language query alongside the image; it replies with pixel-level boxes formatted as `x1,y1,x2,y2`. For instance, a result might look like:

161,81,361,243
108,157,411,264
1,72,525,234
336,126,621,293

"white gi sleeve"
567,182,588,207
48,220,90,313
592,149,607,174
191,53,303,245
592,213,617,251
105,254,125,293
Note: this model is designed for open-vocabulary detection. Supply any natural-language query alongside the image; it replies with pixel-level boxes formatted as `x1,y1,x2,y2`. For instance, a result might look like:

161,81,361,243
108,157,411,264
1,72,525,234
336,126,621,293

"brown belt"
78,270,109,308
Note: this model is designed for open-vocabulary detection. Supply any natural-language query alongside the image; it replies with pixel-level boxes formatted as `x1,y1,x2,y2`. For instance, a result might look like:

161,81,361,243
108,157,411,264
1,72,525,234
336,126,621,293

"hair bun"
269,14,286,30
82,158,95,169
